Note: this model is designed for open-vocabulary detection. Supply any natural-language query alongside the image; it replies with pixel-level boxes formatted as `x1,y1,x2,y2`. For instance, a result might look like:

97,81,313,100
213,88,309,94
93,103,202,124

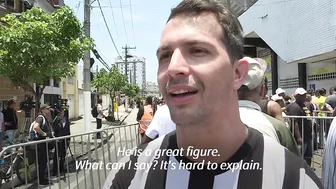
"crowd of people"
0,100,71,185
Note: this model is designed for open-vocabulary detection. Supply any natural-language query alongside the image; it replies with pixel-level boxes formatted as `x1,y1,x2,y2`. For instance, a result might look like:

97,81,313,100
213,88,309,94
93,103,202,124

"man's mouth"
169,89,198,97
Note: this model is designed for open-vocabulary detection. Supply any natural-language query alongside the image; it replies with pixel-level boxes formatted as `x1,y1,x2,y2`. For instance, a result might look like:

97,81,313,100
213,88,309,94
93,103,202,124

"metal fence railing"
283,115,334,170
0,123,140,189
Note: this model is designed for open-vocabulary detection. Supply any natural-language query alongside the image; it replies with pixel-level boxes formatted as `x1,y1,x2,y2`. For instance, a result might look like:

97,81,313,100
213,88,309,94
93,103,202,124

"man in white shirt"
96,99,104,139
141,104,176,144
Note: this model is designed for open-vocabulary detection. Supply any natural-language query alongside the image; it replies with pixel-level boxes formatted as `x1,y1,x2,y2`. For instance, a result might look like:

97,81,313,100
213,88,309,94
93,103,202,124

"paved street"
3,107,139,189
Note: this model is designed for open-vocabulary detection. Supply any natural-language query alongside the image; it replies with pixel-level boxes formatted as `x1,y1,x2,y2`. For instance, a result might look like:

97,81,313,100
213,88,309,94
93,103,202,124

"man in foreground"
103,0,323,188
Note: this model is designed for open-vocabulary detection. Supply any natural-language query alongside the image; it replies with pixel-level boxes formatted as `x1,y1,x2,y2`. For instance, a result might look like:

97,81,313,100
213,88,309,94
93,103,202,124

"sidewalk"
69,105,130,137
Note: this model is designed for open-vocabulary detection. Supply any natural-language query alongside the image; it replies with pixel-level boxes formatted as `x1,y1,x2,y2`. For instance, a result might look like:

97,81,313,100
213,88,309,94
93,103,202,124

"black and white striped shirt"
103,127,323,189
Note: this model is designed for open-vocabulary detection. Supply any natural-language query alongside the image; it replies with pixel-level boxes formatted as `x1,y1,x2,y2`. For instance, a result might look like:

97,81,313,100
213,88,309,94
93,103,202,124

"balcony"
47,0,64,8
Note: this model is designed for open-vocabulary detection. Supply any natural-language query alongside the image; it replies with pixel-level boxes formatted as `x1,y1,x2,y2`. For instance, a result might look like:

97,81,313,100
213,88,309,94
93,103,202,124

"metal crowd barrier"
0,123,140,189
283,115,335,170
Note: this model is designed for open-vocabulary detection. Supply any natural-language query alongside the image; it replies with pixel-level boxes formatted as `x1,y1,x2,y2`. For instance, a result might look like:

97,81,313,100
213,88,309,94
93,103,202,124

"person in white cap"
238,57,300,156
276,88,286,98
259,87,286,122
286,88,313,166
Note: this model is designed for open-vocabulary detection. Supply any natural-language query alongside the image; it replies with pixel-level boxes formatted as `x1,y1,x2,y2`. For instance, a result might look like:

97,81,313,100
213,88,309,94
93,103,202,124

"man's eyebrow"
156,40,212,56
156,45,170,57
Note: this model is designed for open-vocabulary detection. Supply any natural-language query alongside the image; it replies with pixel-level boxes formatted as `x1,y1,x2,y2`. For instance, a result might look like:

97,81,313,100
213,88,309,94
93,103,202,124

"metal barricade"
0,122,141,189
283,115,334,175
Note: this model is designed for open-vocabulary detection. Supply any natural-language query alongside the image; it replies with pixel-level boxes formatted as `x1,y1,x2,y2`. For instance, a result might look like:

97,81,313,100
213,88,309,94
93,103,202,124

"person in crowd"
52,108,70,176
321,110,336,189
2,99,19,150
95,99,106,139
141,104,176,144
0,111,4,153
103,1,323,188
306,93,319,151
259,84,285,122
238,57,300,156
30,104,53,185
286,88,313,166
136,96,154,137
325,86,336,111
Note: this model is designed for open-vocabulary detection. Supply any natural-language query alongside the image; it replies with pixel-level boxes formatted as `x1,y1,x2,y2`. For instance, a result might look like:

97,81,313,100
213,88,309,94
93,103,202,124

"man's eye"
190,48,208,55
159,53,171,61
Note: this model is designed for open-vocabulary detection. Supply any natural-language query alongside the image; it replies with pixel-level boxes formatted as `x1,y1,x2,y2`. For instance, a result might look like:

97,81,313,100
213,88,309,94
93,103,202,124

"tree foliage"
0,6,93,114
122,83,140,98
92,65,127,120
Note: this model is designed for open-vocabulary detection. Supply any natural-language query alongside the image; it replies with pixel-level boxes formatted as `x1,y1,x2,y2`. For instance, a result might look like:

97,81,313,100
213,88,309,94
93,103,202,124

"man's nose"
167,49,190,77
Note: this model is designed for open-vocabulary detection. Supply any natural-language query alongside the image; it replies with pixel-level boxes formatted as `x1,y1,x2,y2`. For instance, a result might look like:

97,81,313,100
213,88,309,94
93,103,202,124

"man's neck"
176,106,248,163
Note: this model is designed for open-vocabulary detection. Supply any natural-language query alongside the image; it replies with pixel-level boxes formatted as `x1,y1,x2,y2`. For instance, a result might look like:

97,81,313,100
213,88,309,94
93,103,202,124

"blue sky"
64,0,181,83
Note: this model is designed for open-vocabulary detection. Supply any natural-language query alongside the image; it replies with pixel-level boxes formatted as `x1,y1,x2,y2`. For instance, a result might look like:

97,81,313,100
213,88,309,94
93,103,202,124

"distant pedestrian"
52,108,70,176
2,99,19,151
137,96,153,137
95,99,104,139
30,104,53,185
0,111,4,152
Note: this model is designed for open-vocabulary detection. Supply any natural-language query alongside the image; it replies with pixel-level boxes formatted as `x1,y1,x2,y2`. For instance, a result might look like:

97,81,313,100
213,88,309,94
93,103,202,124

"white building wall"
34,0,55,14
239,0,336,63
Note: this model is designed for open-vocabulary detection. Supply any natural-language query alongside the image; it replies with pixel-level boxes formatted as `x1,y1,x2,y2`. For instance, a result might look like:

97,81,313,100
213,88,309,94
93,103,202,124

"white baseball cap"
275,88,285,95
271,94,283,101
241,57,267,90
294,88,307,95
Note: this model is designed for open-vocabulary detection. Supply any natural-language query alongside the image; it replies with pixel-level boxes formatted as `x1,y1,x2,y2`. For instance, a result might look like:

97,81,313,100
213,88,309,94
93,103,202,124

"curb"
1,109,134,188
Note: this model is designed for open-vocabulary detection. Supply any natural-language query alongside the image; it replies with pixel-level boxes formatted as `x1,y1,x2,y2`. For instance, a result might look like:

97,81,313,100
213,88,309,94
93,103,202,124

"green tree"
92,65,127,121
0,6,93,116
122,83,140,99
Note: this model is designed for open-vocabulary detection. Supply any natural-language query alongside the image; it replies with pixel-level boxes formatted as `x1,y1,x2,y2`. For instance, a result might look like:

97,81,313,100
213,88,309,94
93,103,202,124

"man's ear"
233,58,249,91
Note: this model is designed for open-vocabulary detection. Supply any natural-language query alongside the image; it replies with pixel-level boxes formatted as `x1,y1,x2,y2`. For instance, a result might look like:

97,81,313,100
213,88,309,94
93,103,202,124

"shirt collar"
238,100,262,111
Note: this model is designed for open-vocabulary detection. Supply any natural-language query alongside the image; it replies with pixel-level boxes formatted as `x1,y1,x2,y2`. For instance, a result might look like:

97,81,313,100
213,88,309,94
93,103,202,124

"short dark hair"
146,96,153,105
98,99,102,104
7,98,16,106
167,0,244,63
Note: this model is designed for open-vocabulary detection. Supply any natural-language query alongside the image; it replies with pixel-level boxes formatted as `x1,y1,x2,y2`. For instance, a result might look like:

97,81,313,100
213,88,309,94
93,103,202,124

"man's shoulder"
103,133,173,188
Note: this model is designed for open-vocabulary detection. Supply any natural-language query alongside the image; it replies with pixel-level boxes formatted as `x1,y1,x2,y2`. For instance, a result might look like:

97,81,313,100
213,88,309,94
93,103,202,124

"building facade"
238,0,336,94
0,0,35,127
115,56,147,94
145,81,160,98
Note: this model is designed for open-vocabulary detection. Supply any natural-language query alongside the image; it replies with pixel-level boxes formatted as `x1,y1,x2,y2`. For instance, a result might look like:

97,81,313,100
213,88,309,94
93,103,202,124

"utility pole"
83,0,91,134
122,45,136,82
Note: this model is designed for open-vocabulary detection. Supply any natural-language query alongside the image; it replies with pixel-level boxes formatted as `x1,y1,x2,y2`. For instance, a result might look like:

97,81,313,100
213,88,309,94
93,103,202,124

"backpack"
91,106,98,118
29,115,46,140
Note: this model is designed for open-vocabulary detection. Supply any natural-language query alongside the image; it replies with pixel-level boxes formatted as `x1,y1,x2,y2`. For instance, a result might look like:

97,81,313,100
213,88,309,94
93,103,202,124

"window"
0,0,5,6
6,0,14,9
43,79,50,86
67,76,73,84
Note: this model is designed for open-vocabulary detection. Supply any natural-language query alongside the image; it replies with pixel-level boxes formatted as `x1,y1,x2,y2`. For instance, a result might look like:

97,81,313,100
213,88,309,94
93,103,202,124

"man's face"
157,14,247,125
278,92,285,97
296,94,306,104
10,103,16,109
42,108,51,117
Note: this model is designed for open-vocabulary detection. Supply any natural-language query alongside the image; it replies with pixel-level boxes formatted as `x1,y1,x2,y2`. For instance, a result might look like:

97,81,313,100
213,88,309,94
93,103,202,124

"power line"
129,0,136,46
96,0,121,57
119,0,128,44
108,0,119,40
